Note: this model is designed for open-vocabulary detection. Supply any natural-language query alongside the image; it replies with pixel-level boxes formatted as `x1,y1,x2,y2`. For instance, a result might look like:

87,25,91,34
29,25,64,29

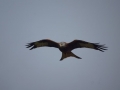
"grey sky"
0,0,120,90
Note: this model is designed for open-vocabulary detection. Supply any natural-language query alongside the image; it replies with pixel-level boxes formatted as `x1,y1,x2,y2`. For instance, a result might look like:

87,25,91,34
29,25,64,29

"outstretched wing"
67,40,107,52
26,39,59,50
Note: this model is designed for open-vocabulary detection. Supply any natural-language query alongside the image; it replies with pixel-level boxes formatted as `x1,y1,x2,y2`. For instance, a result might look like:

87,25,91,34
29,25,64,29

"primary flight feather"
26,39,107,61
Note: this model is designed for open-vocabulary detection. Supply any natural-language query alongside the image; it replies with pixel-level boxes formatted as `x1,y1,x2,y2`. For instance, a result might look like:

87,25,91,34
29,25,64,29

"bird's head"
59,42,67,47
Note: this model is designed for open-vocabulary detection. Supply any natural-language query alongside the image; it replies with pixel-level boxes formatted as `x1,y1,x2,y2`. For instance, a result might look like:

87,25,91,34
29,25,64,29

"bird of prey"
26,39,107,61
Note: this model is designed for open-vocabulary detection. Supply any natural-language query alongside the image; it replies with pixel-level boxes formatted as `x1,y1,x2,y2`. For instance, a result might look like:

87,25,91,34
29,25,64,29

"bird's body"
26,39,107,61
58,42,68,52
57,42,81,60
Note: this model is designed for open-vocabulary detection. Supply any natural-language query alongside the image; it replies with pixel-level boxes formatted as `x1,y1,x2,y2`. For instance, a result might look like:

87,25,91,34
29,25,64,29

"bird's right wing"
67,40,107,52
26,39,59,50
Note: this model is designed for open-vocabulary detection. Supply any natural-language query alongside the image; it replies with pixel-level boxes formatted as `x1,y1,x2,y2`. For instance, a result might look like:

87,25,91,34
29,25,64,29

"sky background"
0,0,120,90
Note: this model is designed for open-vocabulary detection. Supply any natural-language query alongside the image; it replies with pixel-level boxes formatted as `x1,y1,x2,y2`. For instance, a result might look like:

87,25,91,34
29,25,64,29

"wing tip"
25,42,35,50
95,43,108,52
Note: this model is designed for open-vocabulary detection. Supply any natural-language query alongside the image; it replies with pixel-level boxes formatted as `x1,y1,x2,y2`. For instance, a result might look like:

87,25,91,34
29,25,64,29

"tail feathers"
60,52,81,61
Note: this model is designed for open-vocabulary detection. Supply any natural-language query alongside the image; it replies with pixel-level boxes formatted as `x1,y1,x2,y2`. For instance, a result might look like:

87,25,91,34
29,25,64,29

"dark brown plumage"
26,39,107,61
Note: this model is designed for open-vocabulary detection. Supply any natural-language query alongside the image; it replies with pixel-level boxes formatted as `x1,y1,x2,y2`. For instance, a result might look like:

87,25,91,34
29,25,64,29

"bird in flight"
26,39,107,61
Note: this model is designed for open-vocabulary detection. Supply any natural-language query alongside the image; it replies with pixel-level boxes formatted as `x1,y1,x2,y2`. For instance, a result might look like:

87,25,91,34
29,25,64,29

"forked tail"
60,51,81,61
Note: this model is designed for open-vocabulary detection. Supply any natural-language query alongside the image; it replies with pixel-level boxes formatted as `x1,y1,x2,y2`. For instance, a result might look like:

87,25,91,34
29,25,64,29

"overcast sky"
0,0,120,90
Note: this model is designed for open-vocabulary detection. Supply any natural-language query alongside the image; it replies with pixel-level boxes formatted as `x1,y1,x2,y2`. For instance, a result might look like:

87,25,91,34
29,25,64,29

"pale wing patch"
35,42,48,47
79,43,94,48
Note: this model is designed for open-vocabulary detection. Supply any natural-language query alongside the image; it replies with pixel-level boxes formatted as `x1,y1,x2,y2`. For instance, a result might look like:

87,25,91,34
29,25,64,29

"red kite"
26,39,107,61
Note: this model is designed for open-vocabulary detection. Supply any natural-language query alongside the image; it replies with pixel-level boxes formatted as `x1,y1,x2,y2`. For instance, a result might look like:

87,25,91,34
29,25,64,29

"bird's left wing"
67,40,107,52
26,39,59,50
